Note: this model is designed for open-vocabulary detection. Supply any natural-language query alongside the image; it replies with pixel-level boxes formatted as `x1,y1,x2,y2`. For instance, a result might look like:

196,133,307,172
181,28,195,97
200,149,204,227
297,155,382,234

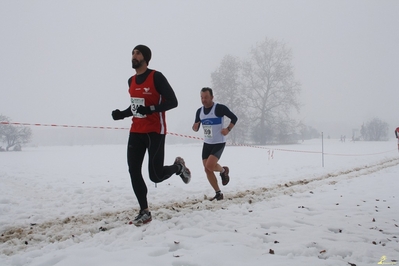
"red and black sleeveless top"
128,70,166,134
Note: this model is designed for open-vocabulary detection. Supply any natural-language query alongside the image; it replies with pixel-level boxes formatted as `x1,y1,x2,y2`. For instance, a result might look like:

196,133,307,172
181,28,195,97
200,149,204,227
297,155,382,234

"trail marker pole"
321,132,324,167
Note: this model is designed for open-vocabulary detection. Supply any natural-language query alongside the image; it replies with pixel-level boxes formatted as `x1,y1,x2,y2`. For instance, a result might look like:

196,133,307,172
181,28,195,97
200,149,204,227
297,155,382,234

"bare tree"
0,115,32,151
242,38,301,144
211,55,249,143
360,118,389,141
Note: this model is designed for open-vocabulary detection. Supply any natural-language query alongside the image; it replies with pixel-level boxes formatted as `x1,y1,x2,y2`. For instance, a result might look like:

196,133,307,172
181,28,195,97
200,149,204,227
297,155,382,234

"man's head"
132,45,152,69
200,87,214,108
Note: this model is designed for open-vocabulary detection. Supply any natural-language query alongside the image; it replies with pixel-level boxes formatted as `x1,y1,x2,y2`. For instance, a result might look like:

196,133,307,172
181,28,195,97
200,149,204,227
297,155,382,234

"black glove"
136,106,153,115
112,109,125,120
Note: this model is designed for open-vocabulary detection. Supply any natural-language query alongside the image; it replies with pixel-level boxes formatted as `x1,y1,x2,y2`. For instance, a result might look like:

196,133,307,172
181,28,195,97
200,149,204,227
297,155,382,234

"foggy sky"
1,0,398,139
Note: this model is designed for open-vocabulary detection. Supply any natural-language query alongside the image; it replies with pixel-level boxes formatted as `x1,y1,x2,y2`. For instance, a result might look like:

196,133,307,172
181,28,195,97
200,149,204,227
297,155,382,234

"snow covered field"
0,138,398,266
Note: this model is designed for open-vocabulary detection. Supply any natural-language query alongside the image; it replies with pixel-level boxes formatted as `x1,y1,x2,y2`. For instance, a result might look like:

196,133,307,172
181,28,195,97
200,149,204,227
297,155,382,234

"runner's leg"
147,133,179,183
127,133,148,211
203,157,221,192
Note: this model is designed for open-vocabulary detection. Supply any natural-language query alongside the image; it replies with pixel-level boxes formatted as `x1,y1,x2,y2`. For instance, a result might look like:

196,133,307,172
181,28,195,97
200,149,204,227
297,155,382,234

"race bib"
131,97,145,118
203,125,213,139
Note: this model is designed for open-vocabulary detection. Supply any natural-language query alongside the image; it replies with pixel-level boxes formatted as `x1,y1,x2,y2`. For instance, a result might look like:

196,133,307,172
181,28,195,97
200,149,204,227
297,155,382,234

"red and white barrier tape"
0,121,204,141
0,121,129,130
1,121,396,156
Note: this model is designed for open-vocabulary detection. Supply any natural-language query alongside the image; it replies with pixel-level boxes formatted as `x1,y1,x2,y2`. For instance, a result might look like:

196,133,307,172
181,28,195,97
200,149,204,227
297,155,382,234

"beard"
132,59,144,69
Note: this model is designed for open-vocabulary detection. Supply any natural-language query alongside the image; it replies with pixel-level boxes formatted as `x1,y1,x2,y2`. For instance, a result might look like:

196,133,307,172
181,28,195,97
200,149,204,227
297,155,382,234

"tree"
298,122,320,141
211,55,249,143
242,38,301,144
0,115,32,151
360,118,389,141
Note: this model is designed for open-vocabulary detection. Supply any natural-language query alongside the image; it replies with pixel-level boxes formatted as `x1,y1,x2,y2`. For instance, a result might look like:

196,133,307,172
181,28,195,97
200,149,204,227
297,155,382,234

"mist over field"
1,1,398,145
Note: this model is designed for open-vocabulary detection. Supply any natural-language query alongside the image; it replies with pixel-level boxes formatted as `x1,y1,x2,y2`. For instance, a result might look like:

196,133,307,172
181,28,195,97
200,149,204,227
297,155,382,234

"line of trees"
360,118,389,141
0,115,32,151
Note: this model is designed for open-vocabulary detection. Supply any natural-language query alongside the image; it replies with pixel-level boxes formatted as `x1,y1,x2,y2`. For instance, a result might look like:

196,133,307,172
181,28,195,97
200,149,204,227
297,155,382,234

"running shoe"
174,156,191,184
132,210,152,226
220,166,230,186
210,192,224,201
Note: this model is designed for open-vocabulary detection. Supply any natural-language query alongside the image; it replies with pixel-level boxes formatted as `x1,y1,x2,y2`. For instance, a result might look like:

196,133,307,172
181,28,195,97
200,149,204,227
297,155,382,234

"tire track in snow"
1,157,398,255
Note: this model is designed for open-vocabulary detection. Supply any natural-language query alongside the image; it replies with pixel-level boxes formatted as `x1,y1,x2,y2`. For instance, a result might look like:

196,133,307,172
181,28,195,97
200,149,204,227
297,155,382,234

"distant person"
395,127,399,151
192,87,238,201
111,44,191,226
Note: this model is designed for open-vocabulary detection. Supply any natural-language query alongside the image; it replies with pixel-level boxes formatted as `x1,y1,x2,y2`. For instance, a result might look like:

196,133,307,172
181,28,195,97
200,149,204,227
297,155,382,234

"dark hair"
201,87,213,96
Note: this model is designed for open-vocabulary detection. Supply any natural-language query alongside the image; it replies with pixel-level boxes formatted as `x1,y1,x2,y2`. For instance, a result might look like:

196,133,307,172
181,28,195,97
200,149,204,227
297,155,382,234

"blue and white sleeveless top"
200,103,225,144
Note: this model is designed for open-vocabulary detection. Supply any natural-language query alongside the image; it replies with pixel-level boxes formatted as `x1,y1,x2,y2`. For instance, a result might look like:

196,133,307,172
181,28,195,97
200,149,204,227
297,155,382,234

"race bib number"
203,125,213,139
131,97,145,118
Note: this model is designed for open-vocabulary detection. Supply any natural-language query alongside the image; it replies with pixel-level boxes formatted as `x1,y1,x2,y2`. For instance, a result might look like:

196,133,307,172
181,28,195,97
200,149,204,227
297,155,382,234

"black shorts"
202,142,226,160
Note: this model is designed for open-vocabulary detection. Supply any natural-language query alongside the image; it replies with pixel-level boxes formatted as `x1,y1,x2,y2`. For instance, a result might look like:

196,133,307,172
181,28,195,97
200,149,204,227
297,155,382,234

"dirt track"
1,157,398,256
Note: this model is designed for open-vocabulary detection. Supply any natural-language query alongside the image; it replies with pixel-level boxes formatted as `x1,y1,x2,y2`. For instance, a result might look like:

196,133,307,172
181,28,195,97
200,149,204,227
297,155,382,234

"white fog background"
1,0,399,145
1,2,399,265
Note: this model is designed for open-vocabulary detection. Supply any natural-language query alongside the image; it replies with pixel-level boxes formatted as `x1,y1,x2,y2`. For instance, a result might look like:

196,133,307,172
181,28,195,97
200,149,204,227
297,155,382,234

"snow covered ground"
0,138,398,266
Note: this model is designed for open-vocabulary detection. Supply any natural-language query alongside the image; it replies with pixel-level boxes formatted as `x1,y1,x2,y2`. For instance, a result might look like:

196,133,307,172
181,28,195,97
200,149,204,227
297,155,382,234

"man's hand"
221,125,233,136
192,122,200,132
112,109,125,120
136,106,153,115
221,128,230,136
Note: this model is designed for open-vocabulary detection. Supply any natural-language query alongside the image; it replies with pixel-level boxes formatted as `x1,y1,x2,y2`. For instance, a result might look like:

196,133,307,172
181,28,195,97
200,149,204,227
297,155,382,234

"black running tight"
127,132,179,210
